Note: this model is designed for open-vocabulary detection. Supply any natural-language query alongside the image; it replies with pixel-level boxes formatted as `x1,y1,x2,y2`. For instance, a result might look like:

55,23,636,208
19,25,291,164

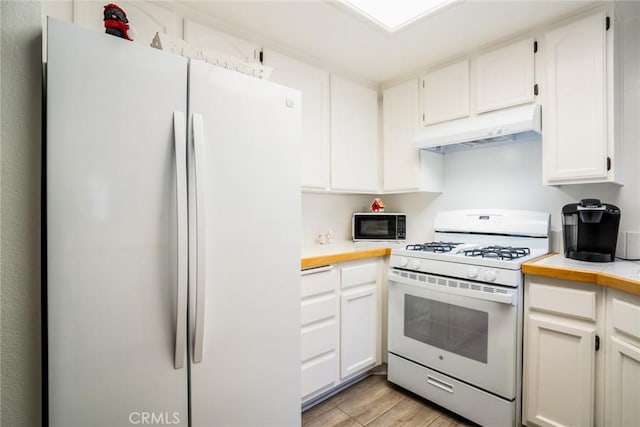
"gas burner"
406,241,462,253
464,246,531,260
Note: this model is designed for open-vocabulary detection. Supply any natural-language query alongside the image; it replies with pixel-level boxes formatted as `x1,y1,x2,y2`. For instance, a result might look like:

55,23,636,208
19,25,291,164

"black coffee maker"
562,199,620,262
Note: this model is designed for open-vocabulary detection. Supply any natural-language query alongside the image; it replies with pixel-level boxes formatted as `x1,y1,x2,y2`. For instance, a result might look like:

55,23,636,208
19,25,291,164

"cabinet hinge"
259,49,264,64
595,335,600,352
533,41,538,53
606,16,610,31
607,157,612,171
534,84,539,96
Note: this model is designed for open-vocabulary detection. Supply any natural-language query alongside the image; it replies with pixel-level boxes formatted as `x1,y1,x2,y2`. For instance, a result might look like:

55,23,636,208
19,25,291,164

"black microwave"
352,213,406,241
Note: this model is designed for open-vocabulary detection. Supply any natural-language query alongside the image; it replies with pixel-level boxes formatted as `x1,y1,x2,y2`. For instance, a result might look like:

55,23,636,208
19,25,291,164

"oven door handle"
388,271,517,305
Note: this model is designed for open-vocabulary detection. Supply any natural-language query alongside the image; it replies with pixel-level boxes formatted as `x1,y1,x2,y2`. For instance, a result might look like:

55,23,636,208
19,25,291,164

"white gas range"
387,209,550,427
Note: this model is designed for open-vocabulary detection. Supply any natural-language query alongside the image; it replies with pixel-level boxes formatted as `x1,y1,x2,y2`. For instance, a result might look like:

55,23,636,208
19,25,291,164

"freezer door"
188,61,301,427
46,19,189,426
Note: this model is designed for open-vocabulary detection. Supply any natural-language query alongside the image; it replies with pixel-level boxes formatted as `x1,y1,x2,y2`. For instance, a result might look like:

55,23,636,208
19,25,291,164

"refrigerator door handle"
192,113,206,364
173,111,188,370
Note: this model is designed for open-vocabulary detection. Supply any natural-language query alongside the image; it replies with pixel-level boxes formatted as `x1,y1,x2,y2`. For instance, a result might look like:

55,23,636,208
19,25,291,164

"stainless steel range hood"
414,103,541,153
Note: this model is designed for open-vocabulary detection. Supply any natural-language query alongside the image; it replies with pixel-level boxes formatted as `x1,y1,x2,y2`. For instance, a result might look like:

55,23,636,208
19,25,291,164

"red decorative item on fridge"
103,3,132,41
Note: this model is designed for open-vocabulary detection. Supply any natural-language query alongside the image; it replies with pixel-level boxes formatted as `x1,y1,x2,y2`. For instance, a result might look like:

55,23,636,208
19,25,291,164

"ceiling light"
339,0,456,32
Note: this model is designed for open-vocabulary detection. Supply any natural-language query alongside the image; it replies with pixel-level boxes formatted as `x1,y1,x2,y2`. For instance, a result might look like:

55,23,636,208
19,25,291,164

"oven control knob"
484,269,498,282
467,267,479,279
410,259,422,270
398,257,409,268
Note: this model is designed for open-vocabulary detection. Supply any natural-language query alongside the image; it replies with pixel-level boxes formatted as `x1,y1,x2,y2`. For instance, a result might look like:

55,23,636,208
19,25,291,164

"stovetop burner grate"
405,241,462,253
463,246,531,260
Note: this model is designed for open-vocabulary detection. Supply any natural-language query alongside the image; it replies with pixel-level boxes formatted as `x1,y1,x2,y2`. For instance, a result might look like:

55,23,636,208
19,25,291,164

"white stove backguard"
433,209,550,238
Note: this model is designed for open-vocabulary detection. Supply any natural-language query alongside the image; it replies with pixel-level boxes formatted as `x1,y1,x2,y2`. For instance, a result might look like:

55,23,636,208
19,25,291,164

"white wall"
0,1,43,425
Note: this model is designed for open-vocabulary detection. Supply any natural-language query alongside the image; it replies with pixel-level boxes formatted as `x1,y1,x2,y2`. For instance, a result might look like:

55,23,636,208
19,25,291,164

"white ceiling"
180,0,597,85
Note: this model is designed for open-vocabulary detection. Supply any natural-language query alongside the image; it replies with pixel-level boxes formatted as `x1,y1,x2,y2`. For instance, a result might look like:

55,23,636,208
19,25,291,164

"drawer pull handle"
426,375,454,393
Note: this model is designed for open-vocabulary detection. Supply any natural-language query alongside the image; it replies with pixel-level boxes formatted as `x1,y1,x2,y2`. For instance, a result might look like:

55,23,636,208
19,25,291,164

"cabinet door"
607,336,640,427
265,50,331,190
543,10,608,184
382,80,420,191
330,76,379,192
340,262,379,379
475,38,535,113
606,291,640,427
340,286,378,379
524,316,596,427
422,59,469,125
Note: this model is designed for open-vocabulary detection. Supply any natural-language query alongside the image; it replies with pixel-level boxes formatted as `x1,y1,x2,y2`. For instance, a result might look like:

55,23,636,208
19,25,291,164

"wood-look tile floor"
302,374,476,427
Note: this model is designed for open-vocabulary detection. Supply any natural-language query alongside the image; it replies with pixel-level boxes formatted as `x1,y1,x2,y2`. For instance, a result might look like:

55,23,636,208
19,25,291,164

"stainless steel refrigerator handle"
192,113,206,364
173,111,188,370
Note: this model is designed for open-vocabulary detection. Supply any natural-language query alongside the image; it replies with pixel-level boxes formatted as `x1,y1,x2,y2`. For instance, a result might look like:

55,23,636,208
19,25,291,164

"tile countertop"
301,241,405,269
523,253,640,296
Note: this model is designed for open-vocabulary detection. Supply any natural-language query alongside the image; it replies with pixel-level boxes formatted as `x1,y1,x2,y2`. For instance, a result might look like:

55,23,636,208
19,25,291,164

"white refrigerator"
46,18,301,427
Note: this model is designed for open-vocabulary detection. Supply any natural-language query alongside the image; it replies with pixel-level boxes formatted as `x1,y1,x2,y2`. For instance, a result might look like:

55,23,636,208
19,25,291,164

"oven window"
404,294,488,363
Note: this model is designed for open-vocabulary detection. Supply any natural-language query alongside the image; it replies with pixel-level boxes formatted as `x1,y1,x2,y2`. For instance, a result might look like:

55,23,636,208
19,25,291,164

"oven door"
388,269,520,399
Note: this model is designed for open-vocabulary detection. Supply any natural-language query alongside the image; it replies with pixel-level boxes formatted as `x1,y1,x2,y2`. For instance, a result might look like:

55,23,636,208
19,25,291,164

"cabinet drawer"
528,282,597,321
341,262,377,290
301,295,337,326
611,297,640,340
301,266,337,298
301,322,337,361
302,352,338,398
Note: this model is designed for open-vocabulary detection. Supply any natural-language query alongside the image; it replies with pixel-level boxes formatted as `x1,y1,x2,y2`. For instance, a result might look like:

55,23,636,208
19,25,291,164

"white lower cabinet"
523,277,604,427
340,262,379,379
300,260,381,404
605,289,640,427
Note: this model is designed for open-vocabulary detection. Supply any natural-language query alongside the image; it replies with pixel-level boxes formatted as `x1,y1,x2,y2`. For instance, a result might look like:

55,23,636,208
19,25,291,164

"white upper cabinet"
330,76,379,193
542,9,618,185
475,38,535,113
263,50,331,190
382,80,442,193
422,59,470,125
